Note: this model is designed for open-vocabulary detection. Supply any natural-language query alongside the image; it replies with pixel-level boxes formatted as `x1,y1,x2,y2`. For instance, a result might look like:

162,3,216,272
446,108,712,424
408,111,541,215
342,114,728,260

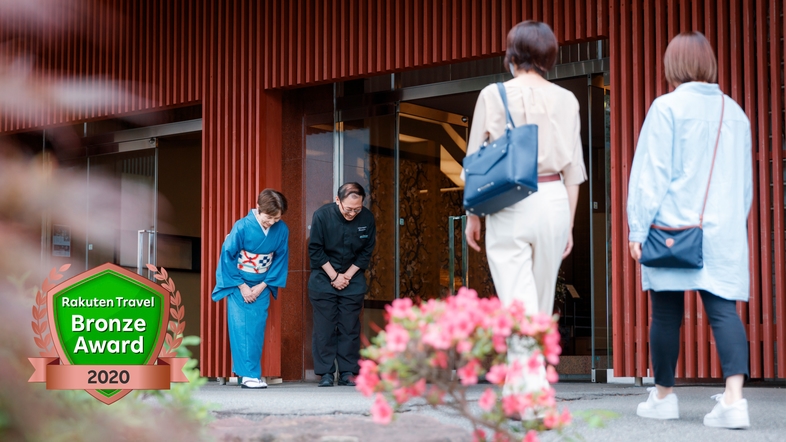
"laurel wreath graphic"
32,264,70,357
146,264,185,357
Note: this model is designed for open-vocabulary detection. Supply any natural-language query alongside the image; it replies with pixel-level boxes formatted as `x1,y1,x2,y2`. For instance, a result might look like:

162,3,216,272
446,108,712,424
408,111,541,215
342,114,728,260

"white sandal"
241,377,268,389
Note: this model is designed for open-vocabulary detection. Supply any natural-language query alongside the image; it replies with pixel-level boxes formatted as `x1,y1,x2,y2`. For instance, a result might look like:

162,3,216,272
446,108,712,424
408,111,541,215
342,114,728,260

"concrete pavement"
196,380,786,441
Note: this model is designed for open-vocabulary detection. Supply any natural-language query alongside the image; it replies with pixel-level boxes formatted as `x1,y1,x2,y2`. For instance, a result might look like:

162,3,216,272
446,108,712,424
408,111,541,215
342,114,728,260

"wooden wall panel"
610,0,786,379
261,0,609,89
0,0,203,132
199,0,284,379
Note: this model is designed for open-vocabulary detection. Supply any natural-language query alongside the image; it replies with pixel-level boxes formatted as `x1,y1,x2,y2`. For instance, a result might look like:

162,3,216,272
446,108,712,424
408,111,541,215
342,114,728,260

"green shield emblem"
48,263,169,402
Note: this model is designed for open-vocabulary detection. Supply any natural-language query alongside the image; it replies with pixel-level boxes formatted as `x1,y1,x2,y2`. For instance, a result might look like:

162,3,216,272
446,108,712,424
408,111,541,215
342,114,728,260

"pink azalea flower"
536,387,556,408
385,323,410,353
358,359,378,374
354,370,380,396
423,326,451,350
531,313,553,333
492,313,513,337
493,431,511,442
523,430,539,442
501,394,522,416
527,350,543,374
457,339,473,354
478,388,497,411
543,331,562,365
431,351,448,368
560,408,572,425
543,411,559,429
485,363,508,385
546,365,559,383
457,359,479,386
385,297,414,320
506,360,524,383
492,335,507,353
392,387,410,404
410,378,427,396
371,393,393,424
472,429,487,442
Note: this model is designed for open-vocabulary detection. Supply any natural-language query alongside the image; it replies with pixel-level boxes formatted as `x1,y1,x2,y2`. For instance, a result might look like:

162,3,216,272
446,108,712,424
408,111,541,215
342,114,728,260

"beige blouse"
465,78,588,186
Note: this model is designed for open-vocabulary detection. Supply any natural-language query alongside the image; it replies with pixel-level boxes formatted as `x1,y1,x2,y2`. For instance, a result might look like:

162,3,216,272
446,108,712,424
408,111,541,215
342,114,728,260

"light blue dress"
627,82,752,301
212,210,289,378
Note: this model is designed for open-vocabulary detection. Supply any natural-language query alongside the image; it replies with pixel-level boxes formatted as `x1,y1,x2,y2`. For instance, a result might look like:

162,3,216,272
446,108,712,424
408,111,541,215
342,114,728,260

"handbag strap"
496,83,516,129
699,95,725,227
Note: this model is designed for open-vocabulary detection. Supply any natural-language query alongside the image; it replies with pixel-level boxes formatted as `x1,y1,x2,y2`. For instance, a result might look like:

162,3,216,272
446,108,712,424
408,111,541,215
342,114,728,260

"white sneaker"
703,394,750,428
241,377,268,389
636,387,679,419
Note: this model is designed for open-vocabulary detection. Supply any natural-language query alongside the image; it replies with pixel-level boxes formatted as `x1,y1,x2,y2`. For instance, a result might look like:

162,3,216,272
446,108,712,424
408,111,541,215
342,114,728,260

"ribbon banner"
28,357,189,390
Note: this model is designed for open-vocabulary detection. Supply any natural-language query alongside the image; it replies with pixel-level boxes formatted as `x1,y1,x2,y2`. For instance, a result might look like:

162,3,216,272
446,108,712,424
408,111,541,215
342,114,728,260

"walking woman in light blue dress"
627,32,752,428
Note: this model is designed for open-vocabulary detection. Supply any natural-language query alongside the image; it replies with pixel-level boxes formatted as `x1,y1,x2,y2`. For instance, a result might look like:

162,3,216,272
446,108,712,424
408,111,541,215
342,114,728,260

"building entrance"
47,122,204,360
299,50,611,380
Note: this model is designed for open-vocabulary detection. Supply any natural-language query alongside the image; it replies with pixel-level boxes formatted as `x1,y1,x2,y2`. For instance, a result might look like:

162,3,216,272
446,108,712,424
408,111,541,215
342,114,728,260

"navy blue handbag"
463,83,538,216
640,97,725,269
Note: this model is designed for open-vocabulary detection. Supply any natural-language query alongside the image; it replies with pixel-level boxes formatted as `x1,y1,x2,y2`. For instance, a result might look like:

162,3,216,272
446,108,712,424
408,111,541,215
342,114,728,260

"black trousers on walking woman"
650,290,750,387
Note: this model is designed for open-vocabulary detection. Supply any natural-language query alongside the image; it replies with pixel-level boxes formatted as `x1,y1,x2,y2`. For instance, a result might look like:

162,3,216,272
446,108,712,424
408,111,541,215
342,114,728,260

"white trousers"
485,180,570,395
485,180,570,315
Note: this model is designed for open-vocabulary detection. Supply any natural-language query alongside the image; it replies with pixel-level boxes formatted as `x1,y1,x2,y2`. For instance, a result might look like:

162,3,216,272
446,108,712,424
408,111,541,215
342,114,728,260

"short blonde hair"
664,31,717,86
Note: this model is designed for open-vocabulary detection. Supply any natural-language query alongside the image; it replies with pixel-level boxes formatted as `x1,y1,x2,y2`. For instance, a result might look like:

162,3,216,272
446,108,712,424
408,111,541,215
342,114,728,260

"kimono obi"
237,250,274,274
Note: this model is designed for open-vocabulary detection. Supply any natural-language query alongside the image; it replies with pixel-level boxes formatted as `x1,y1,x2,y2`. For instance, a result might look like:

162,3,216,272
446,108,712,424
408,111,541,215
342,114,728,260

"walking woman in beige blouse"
464,21,586,395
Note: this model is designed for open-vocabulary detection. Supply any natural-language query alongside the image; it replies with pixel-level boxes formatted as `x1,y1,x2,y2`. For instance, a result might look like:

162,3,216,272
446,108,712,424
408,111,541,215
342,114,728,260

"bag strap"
699,95,725,227
496,83,516,129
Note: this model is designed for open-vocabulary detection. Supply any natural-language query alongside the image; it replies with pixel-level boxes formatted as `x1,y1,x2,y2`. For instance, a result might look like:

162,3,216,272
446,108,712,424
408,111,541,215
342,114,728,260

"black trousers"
650,290,749,387
309,290,364,375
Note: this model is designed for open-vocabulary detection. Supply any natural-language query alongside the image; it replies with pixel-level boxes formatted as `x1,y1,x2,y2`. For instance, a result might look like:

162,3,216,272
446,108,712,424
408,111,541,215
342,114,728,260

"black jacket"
308,203,376,296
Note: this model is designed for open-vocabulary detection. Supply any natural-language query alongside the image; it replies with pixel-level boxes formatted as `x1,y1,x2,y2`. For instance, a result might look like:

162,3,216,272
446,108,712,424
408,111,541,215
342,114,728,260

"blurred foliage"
133,336,215,425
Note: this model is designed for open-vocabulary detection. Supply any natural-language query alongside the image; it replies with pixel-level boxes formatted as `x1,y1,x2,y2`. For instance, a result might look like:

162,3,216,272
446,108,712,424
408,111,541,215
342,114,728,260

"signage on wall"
52,224,71,257
28,263,189,404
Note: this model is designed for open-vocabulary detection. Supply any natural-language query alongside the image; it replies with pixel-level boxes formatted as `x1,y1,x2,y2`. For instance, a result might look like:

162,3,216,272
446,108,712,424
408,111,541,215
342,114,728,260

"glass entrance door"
86,150,157,276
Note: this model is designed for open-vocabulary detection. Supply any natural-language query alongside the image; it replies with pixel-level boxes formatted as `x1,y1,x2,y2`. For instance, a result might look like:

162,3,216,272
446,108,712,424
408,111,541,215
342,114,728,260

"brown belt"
537,173,561,183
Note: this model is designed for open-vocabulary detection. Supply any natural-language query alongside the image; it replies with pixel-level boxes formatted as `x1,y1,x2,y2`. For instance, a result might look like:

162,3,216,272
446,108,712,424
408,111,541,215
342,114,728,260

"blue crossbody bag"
463,83,539,216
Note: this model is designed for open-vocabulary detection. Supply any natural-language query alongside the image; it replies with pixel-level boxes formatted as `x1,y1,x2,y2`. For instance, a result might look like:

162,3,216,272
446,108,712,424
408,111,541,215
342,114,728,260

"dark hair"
504,21,558,77
337,182,366,202
257,188,287,215
664,31,717,86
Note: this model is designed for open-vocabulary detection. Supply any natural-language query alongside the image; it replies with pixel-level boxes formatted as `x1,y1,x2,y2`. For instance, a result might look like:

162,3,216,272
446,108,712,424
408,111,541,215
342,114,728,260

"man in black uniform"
308,182,376,387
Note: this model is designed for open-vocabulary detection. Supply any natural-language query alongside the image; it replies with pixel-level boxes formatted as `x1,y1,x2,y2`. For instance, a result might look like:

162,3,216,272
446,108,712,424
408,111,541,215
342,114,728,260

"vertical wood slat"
755,0,774,379
769,0,786,379
741,0,762,380
609,0,625,377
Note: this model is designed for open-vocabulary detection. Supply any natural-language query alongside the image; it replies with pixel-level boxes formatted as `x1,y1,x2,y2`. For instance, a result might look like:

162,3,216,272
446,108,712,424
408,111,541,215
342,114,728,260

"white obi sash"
237,250,274,274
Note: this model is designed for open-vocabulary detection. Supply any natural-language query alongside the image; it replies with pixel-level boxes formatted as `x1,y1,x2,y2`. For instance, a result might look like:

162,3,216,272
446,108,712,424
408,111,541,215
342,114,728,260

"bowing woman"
212,189,289,389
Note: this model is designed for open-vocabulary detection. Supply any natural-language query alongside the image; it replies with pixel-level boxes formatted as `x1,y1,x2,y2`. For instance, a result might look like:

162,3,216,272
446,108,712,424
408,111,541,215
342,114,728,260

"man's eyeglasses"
340,202,362,214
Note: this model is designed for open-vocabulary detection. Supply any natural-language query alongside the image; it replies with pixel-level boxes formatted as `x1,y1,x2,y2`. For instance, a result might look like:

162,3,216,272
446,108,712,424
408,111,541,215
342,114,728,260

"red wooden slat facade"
609,0,786,379
1,1,783,381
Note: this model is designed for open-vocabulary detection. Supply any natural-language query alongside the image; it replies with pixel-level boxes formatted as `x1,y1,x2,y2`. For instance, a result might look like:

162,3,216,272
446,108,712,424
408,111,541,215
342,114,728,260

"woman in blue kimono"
212,189,289,389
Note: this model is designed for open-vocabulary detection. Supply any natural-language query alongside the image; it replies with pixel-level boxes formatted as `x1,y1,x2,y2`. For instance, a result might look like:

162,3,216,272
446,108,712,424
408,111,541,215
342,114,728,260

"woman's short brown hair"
664,31,717,86
257,188,287,216
504,21,558,77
